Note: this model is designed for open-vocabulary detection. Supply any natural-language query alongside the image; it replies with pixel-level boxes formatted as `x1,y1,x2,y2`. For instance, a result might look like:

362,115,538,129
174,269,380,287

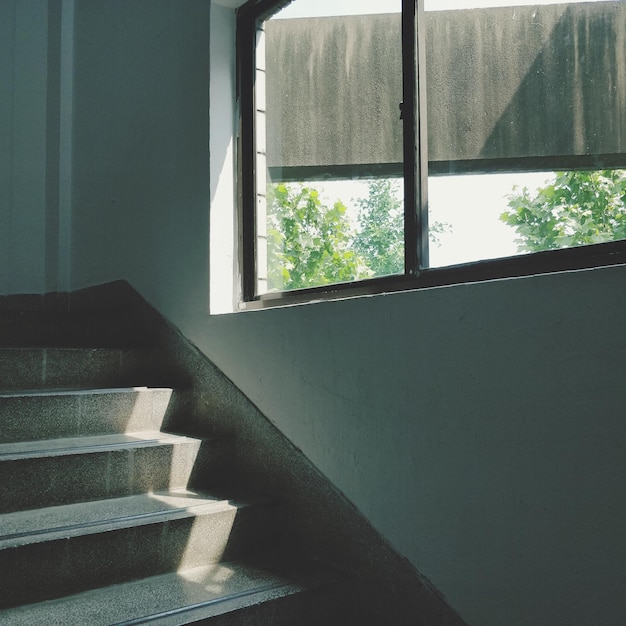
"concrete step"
0,555,352,625
0,347,148,391
0,432,233,513
0,387,177,443
0,490,287,610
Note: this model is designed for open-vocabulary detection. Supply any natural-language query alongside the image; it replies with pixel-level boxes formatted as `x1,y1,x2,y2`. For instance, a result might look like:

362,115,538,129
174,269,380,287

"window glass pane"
255,0,403,295
424,0,626,267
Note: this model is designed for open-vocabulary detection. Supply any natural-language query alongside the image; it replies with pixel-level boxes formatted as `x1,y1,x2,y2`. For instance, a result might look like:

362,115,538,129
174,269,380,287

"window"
236,0,626,307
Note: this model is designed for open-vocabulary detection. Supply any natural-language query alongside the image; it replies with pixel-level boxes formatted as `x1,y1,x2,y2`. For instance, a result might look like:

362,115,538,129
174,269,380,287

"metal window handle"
399,102,404,120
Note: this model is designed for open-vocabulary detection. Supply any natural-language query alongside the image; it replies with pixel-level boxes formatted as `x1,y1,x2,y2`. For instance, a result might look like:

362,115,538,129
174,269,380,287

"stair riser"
0,440,232,514
0,503,285,609
0,348,146,391
0,388,175,443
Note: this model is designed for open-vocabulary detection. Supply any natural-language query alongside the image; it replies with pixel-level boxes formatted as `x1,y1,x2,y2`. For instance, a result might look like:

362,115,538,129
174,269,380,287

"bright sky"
427,172,552,266
275,0,606,19
308,172,554,268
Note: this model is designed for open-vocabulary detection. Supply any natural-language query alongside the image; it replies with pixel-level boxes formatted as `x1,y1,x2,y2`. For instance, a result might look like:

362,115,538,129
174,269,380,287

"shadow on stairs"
0,281,466,625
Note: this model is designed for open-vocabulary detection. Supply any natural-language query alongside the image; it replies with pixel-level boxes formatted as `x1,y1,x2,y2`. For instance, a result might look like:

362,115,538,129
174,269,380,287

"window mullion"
401,0,419,276
402,0,428,276
416,0,429,271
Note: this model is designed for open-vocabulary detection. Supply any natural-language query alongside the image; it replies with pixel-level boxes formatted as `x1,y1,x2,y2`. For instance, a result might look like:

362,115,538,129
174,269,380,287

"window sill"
238,239,626,311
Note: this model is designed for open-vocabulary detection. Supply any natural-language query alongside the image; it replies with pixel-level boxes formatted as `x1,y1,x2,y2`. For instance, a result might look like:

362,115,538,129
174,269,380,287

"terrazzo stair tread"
0,347,149,390
0,488,277,549
0,492,287,609
0,555,351,626
0,387,176,443
0,432,233,514
0,430,202,460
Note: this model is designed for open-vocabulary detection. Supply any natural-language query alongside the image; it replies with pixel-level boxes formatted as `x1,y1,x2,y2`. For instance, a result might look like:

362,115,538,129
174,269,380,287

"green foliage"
266,183,370,291
501,170,626,253
266,178,450,291
353,179,404,276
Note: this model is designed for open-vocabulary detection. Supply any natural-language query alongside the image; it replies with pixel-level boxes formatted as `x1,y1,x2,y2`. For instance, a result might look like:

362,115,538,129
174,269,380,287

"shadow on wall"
479,3,626,161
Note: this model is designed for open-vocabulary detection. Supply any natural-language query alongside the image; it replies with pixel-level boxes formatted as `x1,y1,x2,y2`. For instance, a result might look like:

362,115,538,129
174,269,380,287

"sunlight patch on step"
168,436,202,489
123,387,173,433
178,508,239,569
178,562,237,596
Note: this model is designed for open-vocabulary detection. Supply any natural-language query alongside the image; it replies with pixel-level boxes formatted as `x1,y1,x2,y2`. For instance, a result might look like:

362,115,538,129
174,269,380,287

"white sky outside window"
268,0,609,267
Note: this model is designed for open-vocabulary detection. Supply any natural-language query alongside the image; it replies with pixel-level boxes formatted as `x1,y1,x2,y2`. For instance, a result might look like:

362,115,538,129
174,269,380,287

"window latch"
399,102,404,120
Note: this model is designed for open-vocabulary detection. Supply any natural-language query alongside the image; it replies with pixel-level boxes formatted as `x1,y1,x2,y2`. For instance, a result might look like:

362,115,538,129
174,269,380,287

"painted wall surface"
199,266,626,626
71,0,211,321
67,2,626,625
0,0,58,295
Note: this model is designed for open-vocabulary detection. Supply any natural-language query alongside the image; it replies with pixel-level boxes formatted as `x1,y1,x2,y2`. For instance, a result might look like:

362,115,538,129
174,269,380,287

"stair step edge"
120,580,314,626
0,386,173,398
0,558,345,626
0,431,206,461
0,490,273,549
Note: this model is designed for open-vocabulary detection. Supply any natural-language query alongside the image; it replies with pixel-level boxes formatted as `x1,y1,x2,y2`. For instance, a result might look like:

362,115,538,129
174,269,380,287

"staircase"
0,309,352,624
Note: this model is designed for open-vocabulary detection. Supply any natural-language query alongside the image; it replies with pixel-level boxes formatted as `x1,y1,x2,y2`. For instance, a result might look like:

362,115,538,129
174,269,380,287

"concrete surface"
0,431,231,513
0,387,173,441
265,4,626,177
0,558,350,626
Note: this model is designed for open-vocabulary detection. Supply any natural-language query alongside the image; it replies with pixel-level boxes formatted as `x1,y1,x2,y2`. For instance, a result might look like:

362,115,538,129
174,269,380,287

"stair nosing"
112,580,301,626
0,431,204,461
0,490,261,549
0,558,336,626
0,386,172,399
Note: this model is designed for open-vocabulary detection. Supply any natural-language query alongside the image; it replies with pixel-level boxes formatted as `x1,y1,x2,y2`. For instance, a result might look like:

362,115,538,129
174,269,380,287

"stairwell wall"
0,0,71,295
64,2,626,625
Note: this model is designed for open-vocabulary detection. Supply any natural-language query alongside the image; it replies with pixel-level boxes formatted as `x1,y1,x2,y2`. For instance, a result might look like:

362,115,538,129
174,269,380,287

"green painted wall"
0,0,62,294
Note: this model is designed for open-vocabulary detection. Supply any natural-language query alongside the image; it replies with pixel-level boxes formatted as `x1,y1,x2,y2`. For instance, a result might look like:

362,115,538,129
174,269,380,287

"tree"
266,178,451,291
266,183,370,291
352,179,451,276
500,170,626,253
353,179,404,276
